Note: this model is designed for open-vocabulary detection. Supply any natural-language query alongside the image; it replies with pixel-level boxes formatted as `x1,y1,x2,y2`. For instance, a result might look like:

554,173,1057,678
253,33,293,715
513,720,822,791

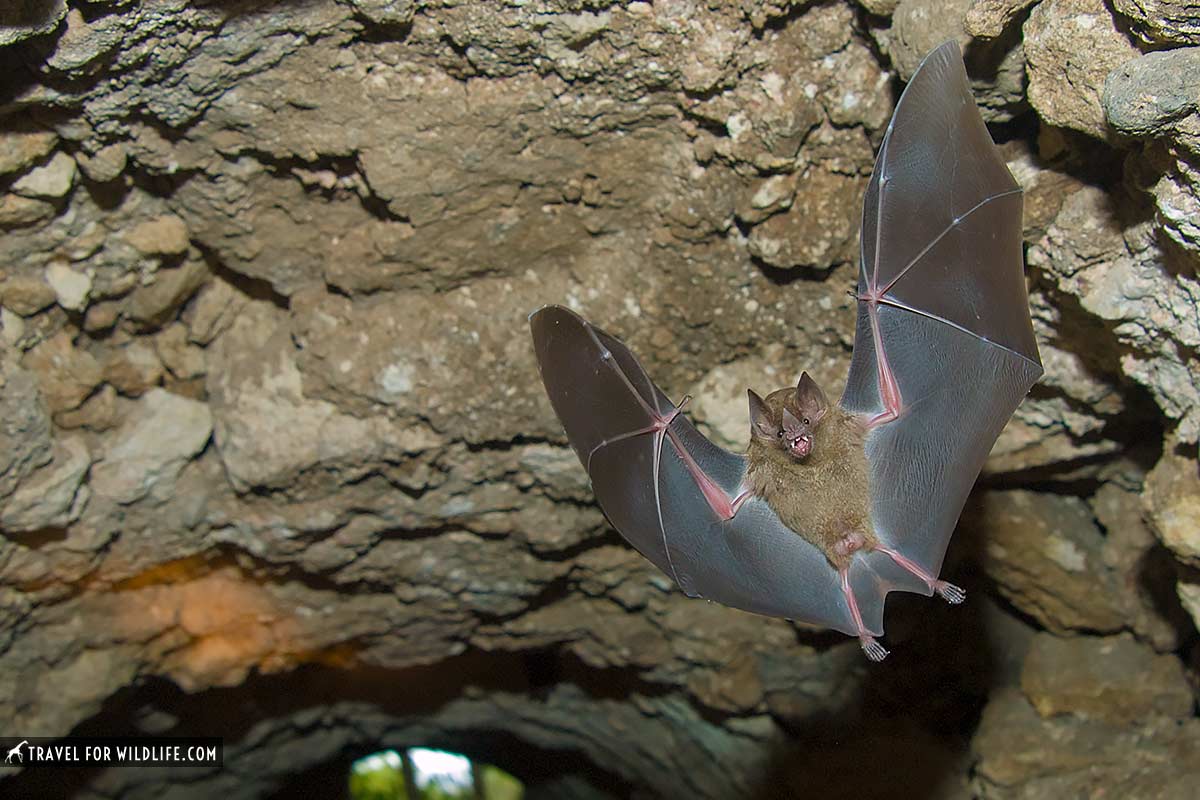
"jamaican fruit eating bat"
528,41,1043,660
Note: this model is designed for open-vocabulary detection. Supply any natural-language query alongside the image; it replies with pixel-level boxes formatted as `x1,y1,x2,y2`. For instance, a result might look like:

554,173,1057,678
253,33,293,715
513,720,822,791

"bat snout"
788,433,812,459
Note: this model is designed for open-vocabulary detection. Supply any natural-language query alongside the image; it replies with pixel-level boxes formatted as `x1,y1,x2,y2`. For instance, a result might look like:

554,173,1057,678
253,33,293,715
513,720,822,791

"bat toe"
859,635,890,662
935,581,966,604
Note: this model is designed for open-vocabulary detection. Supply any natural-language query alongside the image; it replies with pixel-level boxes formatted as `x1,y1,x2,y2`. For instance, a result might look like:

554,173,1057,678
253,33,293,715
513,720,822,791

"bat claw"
935,581,966,604
859,636,889,662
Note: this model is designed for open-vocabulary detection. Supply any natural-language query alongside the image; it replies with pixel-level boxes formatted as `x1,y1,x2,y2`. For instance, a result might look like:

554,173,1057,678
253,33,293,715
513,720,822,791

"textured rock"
0,128,58,175
1024,0,1141,139
124,215,191,256
1093,481,1192,651
102,340,164,397
1021,632,1194,723
1103,48,1200,138
746,166,863,270
889,0,1027,121
1102,48,1200,261
0,354,53,502
1113,0,1200,45
75,142,128,183
1029,185,1200,442
966,0,1040,38
0,193,55,229
11,152,77,199
44,261,92,312
90,388,213,504
0,436,91,533
20,331,103,413
126,257,209,330
972,490,1126,633
1143,443,1200,566
208,300,440,493
972,688,1200,799
1,2,1198,798
0,275,57,316
0,0,67,47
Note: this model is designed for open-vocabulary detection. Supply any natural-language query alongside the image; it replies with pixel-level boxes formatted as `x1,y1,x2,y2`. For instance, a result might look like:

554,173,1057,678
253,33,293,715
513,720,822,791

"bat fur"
745,376,877,572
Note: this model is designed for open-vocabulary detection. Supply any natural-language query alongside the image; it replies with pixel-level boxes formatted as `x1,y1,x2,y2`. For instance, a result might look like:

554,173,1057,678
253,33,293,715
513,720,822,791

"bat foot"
935,581,966,604
859,635,889,662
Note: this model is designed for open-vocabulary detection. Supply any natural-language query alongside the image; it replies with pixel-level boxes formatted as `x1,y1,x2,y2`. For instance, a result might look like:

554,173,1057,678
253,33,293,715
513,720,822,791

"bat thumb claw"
860,636,890,662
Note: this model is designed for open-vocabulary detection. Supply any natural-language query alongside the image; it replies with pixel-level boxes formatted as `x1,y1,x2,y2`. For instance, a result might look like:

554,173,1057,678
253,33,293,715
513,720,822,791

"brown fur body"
744,387,877,571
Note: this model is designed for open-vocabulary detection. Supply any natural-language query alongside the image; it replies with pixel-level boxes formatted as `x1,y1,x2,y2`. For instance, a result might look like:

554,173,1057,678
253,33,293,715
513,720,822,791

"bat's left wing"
530,305,860,636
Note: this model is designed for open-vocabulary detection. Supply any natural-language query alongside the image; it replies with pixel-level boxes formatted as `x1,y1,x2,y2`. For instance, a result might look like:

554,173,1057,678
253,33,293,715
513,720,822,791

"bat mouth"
788,434,812,459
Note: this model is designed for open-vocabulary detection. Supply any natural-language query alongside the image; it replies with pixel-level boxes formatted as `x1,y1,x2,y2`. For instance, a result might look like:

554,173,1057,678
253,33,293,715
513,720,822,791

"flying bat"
529,41,1042,660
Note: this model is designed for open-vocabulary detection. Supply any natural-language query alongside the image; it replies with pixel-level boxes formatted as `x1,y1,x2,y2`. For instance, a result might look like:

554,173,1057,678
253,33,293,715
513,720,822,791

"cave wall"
1,1,1198,798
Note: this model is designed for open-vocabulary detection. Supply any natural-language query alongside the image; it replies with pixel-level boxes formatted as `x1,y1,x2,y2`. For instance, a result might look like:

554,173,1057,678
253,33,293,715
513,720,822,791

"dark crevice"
200,245,291,310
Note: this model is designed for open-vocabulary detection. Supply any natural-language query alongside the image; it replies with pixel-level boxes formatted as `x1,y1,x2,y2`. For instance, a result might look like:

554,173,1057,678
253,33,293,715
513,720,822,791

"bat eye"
777,431,784,438
803,418,810,425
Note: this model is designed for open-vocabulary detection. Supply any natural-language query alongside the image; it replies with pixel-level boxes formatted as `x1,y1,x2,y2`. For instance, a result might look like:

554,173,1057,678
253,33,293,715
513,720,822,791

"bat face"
749,387,821,460
529,41,1043,661
749,372,829,460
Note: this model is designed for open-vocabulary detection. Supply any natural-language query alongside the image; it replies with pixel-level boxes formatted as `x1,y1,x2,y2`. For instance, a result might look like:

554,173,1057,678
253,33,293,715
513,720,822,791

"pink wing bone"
840,154,982,660
582,329,751,583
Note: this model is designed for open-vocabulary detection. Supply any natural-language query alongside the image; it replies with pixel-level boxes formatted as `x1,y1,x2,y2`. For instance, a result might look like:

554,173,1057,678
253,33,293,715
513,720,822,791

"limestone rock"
126,257,209,330
689,352,782,452
1178,579,1200,631
0,355,53,502
12,151,77,199
103,340,164,397
1101,49,1200,260
966,0,1040,38
208,302,440,493
1103,48,1200,138
43,8,127,77
184,278,246,345
54,383,119,432
0,0,67,47
21,331,103,413
1021,632,1193,723
1023,0,1141,139
1094,481,1192,651
76,142,128,183
1143,443,1200,566
888,0,1027,121
0,128,58,175
746,166,862,270
123,214,191,256
972,688,1200,799
1113,0,1200,45
0,275,57,316
0,193,55,229
90,388,213,504
339,0,414,26
45,261,92,311
0,436,91,533
156,322,206,380
972,490,1127,633
1029,185,1200,442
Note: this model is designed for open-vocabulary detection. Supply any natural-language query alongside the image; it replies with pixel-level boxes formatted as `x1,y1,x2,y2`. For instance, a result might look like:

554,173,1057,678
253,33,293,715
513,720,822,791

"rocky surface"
1,1,1198,798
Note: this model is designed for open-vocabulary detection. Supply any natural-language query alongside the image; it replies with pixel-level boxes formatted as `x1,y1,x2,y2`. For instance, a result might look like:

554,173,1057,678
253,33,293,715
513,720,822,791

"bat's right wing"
530,305,861,636
840,41,1044,602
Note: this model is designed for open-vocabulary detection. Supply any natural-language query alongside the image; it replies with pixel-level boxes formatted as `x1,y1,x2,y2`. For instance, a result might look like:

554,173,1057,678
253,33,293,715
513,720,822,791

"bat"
528,42,1042,660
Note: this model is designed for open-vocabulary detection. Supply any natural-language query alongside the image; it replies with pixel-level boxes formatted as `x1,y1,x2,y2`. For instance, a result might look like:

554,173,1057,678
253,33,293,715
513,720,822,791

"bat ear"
747,389,777,440
795,372,828,422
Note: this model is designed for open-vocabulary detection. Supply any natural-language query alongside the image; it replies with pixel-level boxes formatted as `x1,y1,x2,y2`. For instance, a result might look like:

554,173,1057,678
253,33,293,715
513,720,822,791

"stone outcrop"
1,1,1197,797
